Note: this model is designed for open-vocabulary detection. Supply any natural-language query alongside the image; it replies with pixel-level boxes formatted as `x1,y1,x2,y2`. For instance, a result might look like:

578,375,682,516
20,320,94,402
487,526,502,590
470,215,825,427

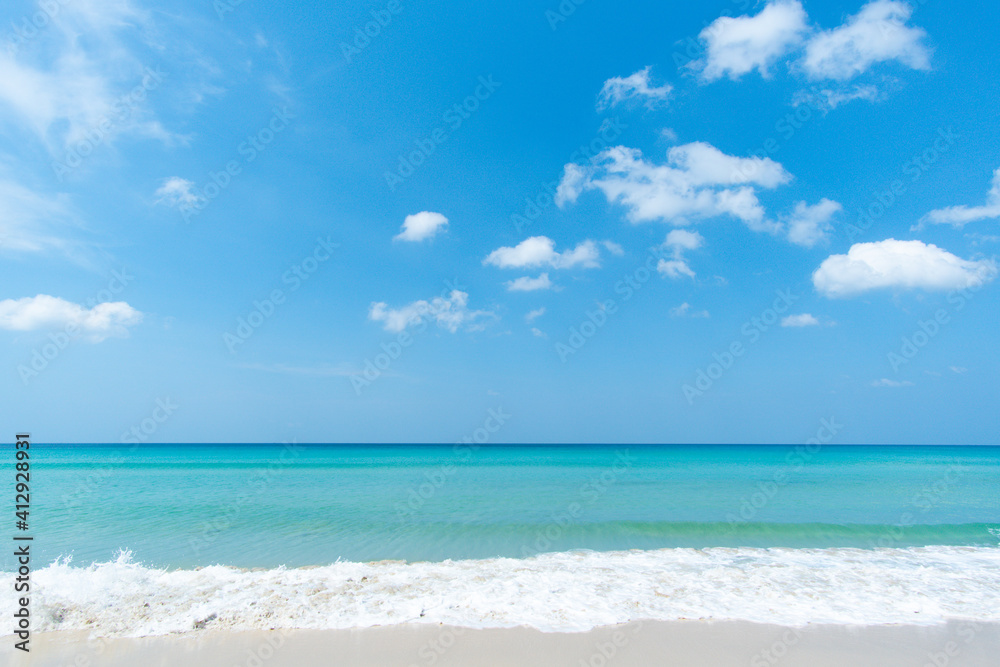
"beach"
5,621,1000,667
3,445,998,664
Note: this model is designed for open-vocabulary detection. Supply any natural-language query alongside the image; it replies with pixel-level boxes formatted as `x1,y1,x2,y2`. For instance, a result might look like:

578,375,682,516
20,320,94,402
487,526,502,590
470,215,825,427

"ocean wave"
4,546,1000,637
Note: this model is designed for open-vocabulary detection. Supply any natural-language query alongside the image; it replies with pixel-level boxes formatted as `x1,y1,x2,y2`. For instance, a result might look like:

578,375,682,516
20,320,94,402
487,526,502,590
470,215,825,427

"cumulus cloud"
658,229,704,280
781,313,820,327
484,237,600,269
918,168,1000,229
531,327,547,338
556,143,790,232
813,239,997,298
394,211,449,242
697,0,809,81
802,1,931,80
693,0,931,96
596,67,672,110
0,295,142,342
785,198,842,247
505,274,554,292
155,177,203,208
368,290,492,333
665,229,704,251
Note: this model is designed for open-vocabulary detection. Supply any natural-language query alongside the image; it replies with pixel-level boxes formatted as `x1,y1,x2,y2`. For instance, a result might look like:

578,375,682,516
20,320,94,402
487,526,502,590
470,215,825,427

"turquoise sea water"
8,444,999,570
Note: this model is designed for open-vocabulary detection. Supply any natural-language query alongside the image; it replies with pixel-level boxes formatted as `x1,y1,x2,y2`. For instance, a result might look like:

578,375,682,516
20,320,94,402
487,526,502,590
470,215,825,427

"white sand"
3,620,998,667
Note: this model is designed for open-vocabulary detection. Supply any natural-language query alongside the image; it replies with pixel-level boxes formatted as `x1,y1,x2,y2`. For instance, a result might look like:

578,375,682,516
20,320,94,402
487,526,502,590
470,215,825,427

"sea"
2,443,999,637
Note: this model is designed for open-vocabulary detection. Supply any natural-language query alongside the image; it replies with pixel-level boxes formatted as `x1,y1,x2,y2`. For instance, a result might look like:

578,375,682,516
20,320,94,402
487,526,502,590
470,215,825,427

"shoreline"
4,620,998,667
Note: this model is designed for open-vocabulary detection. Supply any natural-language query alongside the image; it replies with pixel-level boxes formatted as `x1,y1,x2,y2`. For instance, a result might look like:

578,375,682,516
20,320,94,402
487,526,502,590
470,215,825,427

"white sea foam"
4,546,1000,637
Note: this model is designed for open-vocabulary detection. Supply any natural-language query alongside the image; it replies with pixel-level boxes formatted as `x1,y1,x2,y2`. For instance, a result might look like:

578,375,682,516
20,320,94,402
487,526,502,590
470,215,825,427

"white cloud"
658,260,695,280
872,378,914,387
394,211,449,242
785,198,842,247
813,239,997,298
966,233,1000,246
792,83,884,110
531,327,547,338
0,294,142,342
602,240,625,256
670,141,790,188
555,163,589,208
506,274,554,292
525,307,546,323
919,168,1000,229
368,290,492,333
484,237,600,270
950,366,968,374
693,1,931,97
596,67,672,110
802,1,931,81
697,0,809,81
155,177,203,208
670,302,710,318
658,229,704,280
665,229,704,251
660,128,679,142
781,313,820,327
0,2,185,155
557,143,790,231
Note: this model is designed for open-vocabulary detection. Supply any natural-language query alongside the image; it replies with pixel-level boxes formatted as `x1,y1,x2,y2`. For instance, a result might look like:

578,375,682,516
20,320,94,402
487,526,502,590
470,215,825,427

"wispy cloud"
872,378,913,387
781,313,819,327
155,177,204,208
670,302,709,318
525,307,546,323
234,362,359,377
917,167,1000,229
596,67,672,110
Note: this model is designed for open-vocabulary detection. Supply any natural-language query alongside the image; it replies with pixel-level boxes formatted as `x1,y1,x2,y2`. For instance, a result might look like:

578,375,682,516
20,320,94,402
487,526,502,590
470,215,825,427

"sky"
1,0,998,444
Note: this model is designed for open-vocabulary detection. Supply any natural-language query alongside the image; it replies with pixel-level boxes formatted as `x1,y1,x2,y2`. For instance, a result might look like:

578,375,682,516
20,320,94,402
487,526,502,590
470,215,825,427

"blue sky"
1,0,998,444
